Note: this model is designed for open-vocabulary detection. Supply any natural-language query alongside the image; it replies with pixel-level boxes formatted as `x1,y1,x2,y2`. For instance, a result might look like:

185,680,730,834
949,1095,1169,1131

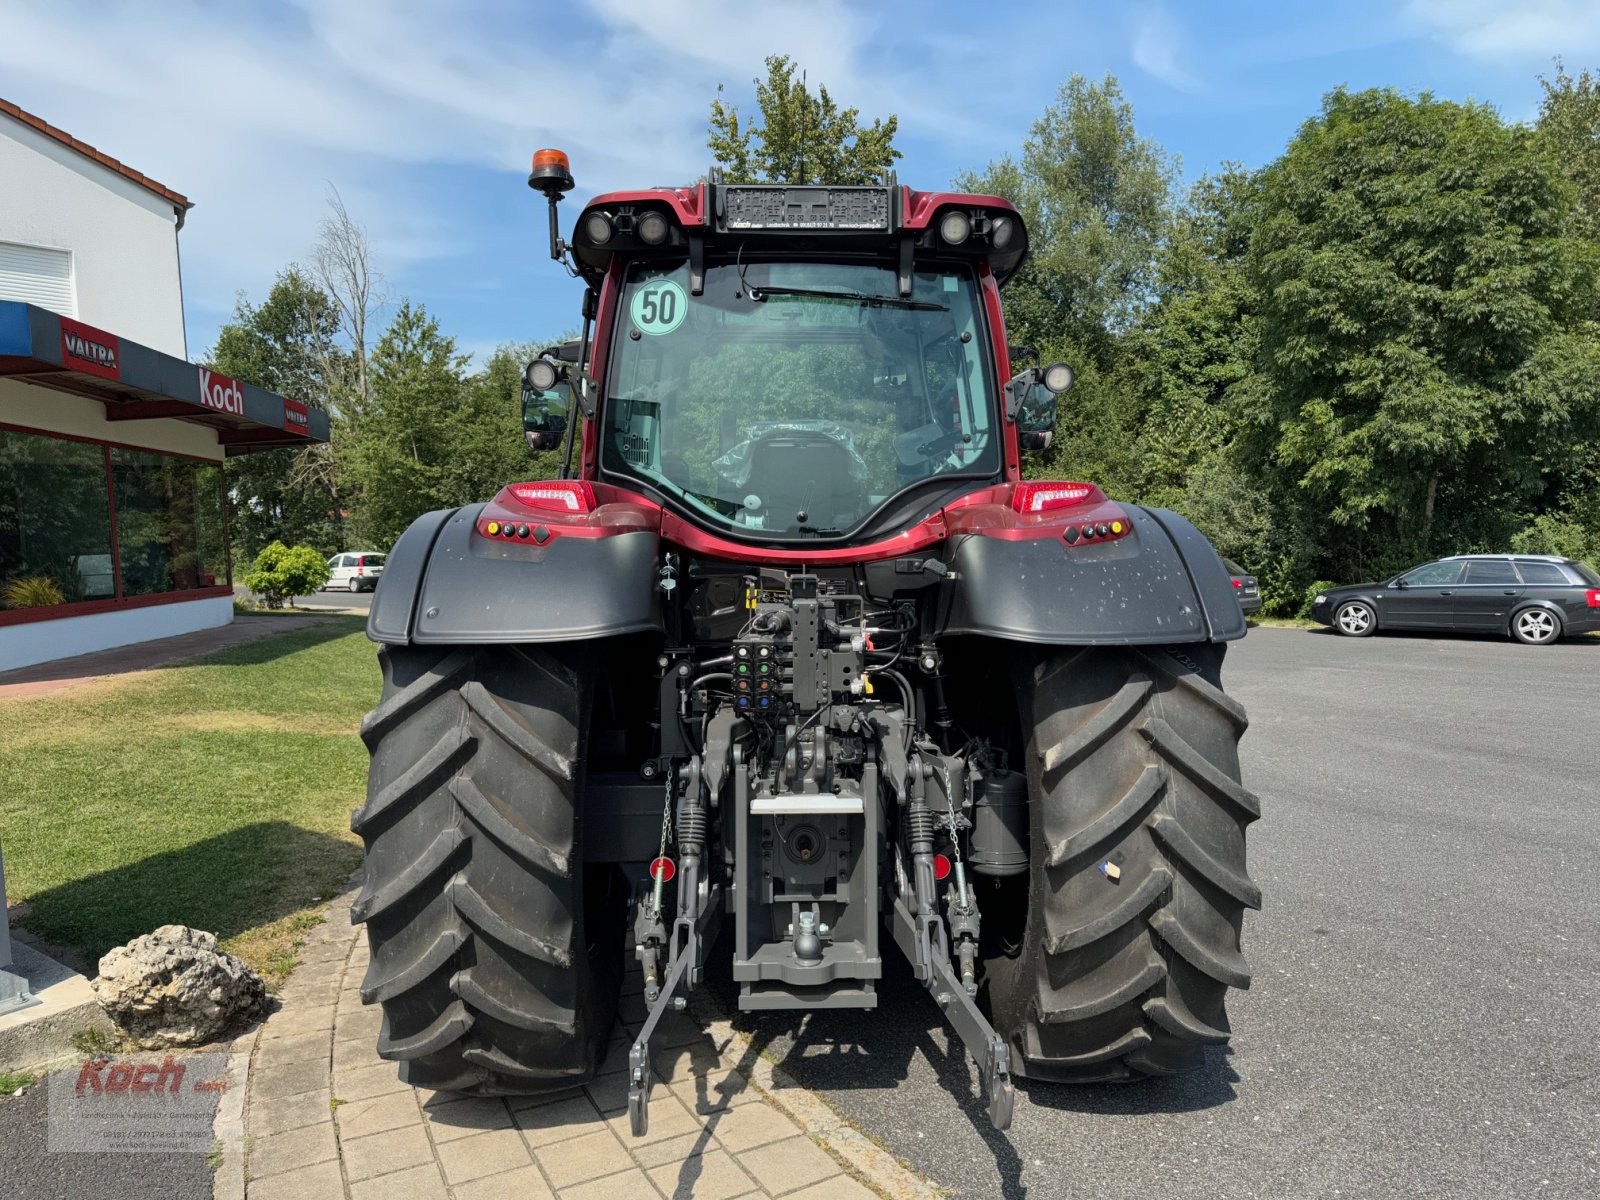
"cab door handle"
1502,589,1518,595
1439,590,1453,596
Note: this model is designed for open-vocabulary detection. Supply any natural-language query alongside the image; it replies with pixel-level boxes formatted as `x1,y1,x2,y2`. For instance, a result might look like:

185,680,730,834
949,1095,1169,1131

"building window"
0,426,228,615
110,450,228,594
0,427,114,608
0,241,76,317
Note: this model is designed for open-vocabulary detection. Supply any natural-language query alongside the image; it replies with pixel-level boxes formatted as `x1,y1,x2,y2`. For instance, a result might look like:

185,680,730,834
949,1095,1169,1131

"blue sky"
1,0,1593,367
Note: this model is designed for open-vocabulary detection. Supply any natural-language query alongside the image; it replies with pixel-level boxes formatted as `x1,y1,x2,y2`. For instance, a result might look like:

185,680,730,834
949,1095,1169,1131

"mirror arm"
559,309,595,480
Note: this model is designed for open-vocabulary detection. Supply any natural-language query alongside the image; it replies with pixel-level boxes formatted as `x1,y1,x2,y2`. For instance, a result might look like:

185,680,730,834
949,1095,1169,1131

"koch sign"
60,317,120,381
197,367,245,415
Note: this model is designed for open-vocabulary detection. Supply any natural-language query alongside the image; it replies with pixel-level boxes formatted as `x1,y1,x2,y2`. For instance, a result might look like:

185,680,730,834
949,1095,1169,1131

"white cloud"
0,0,1098,353
1402,0,1600,63
1131,3,1202,93
0,0,903,348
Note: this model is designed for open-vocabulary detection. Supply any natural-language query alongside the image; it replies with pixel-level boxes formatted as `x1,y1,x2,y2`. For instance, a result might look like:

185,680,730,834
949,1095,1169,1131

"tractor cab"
525,152,1072,545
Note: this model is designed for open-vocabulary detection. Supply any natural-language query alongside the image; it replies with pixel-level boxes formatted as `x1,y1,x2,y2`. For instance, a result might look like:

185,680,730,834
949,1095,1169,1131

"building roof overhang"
0,301,329,454
1,98,193,213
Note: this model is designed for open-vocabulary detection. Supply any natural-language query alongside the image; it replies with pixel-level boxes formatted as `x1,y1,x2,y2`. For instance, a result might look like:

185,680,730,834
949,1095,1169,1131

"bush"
3,576,65,609
1299,580,1340,618
242,542,330,609
1511,514,1600,571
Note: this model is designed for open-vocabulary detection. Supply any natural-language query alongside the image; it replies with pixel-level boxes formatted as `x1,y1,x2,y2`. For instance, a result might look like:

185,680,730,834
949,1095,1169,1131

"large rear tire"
352,644,625,1094
983,644,1259,1081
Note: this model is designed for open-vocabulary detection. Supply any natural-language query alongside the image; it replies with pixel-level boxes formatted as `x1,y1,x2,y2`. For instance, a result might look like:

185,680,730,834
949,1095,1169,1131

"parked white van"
326,552,386,593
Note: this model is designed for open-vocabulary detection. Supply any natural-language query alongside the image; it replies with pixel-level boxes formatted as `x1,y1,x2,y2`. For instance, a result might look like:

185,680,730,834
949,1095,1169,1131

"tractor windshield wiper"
748,285,948,312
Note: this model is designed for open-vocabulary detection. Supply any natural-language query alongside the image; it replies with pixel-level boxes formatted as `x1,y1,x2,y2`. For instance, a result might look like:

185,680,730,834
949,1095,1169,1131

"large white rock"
93,925,265,1048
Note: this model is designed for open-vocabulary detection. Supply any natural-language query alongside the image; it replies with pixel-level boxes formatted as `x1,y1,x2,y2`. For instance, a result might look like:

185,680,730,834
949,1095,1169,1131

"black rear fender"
368,504,664,646
937,505,1245,645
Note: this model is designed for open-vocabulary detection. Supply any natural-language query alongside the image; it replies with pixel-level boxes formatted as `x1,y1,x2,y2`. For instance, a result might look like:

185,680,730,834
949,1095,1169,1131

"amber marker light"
531,148,570,174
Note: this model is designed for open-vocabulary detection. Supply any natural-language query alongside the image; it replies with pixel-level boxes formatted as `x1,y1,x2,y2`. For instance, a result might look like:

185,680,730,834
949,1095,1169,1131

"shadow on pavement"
711,939,1240,1200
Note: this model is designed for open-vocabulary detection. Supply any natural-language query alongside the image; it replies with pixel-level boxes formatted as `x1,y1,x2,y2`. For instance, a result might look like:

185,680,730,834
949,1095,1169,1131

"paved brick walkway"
219,891,926,1200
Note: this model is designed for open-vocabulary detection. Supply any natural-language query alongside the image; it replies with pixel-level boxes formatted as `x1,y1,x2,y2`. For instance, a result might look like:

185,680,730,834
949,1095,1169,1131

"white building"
0,98,188,357
0,99,326,672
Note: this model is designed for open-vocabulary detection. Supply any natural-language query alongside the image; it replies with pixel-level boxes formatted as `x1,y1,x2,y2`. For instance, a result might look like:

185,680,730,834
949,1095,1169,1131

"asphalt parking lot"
725,625,1600,1200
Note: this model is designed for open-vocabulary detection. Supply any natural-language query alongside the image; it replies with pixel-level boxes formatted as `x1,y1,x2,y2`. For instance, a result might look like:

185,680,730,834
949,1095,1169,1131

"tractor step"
749,795,864,815
738,982,877,1010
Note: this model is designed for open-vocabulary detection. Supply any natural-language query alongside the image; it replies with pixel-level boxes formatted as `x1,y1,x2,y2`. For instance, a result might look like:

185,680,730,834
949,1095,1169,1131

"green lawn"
0,616,380,982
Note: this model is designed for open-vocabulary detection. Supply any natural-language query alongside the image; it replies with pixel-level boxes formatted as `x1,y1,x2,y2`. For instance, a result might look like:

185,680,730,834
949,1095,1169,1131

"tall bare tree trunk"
1420,471,1439,546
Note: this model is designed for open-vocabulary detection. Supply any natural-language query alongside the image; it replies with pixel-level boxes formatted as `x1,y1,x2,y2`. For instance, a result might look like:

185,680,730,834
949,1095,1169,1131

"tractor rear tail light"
505,481,595,513
1587,589,1600,608
1011,482,1105,514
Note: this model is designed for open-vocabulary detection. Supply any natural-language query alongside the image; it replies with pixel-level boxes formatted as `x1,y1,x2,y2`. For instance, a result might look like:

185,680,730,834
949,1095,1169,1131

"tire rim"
1338,604,1371,634
1517,610,1554,642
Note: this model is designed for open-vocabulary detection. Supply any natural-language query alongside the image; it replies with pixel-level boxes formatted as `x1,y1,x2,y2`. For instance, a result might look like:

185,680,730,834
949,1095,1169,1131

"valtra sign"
197,367,245,415
284,397,311,434
59,317,120,381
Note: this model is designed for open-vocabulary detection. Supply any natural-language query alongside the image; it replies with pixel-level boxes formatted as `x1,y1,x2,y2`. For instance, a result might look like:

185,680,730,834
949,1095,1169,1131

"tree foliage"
1250,88,1599,576
709,55,900,185
960,75,1176,369
968,78,1600,609
345,301,469,547
208,269,344,557
1538,63,1600,247
242,541,330,608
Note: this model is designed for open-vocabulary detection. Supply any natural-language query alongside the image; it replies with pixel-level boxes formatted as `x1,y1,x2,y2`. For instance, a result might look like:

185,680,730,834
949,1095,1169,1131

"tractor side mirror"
1005,361,1073,455
521,358,570,452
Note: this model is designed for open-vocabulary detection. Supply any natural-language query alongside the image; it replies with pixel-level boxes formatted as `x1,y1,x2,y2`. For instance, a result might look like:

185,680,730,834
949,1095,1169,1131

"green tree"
955,75,1177,510
959,75,1176,370
348,301,469,546
1538,63,1600,247
1250,88,1600,578
443,343,565,501
208,269,345,557
709,55,900,185
1120,167,1260,503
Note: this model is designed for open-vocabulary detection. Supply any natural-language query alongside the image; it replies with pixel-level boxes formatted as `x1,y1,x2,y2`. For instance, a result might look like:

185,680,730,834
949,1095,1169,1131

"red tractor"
352,151,1259,1135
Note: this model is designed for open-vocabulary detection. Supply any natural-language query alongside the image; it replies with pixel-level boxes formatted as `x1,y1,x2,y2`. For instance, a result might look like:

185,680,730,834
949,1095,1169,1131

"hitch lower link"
893,800,1015,1131
627,915,695,1137
627,767,713,1137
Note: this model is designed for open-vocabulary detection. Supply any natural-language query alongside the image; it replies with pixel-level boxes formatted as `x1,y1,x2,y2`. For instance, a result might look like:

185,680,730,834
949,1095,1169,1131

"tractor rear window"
602,260,997,539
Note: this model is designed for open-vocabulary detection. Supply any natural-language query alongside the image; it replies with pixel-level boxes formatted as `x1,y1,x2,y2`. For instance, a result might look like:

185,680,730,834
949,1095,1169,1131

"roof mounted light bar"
717,185,895,232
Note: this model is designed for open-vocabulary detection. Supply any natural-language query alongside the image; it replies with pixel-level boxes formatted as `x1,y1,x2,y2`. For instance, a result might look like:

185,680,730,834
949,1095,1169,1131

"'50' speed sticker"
630,280,687,335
